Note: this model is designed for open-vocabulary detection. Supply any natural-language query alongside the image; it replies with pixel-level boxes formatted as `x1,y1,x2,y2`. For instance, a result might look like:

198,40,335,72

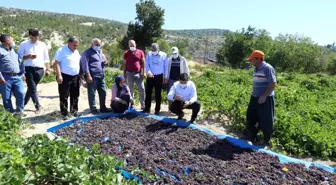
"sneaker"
246,140,253,145
154,112,160,115
13,112,26,118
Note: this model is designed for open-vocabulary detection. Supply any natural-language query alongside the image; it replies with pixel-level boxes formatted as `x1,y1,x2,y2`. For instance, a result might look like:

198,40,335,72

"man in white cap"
167,47,190,105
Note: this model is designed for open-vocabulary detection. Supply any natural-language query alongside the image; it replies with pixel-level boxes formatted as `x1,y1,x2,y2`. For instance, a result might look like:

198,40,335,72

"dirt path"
20,82,229,137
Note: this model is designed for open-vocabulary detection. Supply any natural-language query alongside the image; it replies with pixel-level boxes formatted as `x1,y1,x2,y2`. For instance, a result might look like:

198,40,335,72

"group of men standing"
123,40,200,123
0,29,50,116
0,29,276,148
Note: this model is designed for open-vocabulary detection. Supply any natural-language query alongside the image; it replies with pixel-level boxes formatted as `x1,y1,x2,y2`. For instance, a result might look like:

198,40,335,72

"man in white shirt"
18,28,50,112
167,73,201,123
54,37,81,120
144,43,168,115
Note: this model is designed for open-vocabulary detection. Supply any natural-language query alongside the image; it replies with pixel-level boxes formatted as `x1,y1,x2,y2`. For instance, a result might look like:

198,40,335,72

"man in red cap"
246,50,277,149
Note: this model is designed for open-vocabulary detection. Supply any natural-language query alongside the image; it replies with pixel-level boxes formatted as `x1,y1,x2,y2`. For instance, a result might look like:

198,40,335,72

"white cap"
171,46,179,54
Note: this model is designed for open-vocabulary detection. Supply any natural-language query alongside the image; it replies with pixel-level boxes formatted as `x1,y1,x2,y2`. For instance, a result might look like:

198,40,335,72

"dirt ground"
20,82,229,137
18,81,336,169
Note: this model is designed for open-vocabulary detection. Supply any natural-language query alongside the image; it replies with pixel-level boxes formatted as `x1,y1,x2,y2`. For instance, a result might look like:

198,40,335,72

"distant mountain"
165,29,231,37
0,7,228,60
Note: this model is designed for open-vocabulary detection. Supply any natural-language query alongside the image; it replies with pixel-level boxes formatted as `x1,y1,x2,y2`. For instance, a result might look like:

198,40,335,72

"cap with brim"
171,47,179,54
247,50,264,61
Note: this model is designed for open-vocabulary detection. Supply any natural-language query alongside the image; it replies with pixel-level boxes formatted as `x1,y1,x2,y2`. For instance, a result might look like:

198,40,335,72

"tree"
157,39,170,54
119,0,165,51
170,38,190,58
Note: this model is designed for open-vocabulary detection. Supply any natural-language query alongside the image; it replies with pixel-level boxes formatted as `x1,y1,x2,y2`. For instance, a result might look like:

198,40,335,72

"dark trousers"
58,73,80,116
169,100,201,120
145,74,163,112
24,66,44,109
111,95,130,113
246,96,275,145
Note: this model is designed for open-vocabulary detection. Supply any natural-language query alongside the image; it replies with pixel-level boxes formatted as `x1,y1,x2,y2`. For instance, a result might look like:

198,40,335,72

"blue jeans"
86,76,107,111
0,74,25,113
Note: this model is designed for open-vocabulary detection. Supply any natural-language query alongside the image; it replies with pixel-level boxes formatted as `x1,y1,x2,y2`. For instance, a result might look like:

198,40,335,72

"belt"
2,72,18,76
26,66,44,70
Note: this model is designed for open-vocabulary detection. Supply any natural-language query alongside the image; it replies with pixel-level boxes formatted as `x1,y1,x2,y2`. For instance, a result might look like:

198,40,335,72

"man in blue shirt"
80,38,108,114
0,34,25,115
246,50,277,149
144,43,168,115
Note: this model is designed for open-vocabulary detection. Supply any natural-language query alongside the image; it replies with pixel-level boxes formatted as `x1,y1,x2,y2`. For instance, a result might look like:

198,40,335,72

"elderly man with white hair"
80,38,109,114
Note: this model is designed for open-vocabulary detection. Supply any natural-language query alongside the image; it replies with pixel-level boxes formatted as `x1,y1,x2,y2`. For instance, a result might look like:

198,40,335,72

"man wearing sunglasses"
80,38,109,114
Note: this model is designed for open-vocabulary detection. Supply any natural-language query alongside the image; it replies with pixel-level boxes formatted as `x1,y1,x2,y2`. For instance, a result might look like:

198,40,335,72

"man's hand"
0,78,6,84
142,73,147,80
45,69,50,76
22,75,26,81
258,96,267,104
56,75,63,84
174,94,182,101
24,54,32,60
87,74,93,84
183,101,190,108
163,78,168,84
147,73,154,78
31,54,37,59
120,100,127,105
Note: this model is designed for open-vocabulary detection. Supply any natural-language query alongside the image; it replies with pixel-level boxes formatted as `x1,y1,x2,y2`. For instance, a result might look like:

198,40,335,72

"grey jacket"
167,55,190,78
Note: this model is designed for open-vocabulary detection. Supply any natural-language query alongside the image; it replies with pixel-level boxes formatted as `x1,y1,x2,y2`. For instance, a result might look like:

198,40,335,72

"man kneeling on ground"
167,73,201,123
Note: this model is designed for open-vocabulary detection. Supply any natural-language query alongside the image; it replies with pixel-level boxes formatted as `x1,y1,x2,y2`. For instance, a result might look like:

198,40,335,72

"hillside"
0,7,226,60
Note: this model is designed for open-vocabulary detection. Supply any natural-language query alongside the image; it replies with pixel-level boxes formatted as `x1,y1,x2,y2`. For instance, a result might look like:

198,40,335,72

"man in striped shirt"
246,50,277,149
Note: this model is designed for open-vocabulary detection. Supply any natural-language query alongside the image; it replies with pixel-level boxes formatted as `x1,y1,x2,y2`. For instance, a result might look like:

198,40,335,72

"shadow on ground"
39,95,59,99
191,139,253,161
145,121,179,134
23,111,61,124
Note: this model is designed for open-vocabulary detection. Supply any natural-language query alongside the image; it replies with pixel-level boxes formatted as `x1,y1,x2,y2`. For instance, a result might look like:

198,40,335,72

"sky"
1,0,335,45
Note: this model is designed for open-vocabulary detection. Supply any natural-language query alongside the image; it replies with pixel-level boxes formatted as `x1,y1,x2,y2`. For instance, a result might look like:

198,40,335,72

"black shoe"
100,108,112,113
72,112,82,117
90,109,99,115
154,112,160,115
189,119,196,123
35,106,42,114
142,109,150,114
62,115,69,120
177,113,185,120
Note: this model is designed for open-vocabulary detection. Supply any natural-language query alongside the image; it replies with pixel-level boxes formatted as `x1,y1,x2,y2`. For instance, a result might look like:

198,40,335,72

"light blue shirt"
54,45,81,76
0,45,24,79
145,51,169,78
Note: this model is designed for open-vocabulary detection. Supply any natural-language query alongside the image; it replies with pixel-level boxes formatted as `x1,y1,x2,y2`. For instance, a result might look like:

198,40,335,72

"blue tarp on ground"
47,109,336,182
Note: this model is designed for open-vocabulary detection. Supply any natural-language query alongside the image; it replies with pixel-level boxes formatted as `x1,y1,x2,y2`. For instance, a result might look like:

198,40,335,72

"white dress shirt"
18,40,50,69
145,51,169,78
54,46,81,76
167,81,198,103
